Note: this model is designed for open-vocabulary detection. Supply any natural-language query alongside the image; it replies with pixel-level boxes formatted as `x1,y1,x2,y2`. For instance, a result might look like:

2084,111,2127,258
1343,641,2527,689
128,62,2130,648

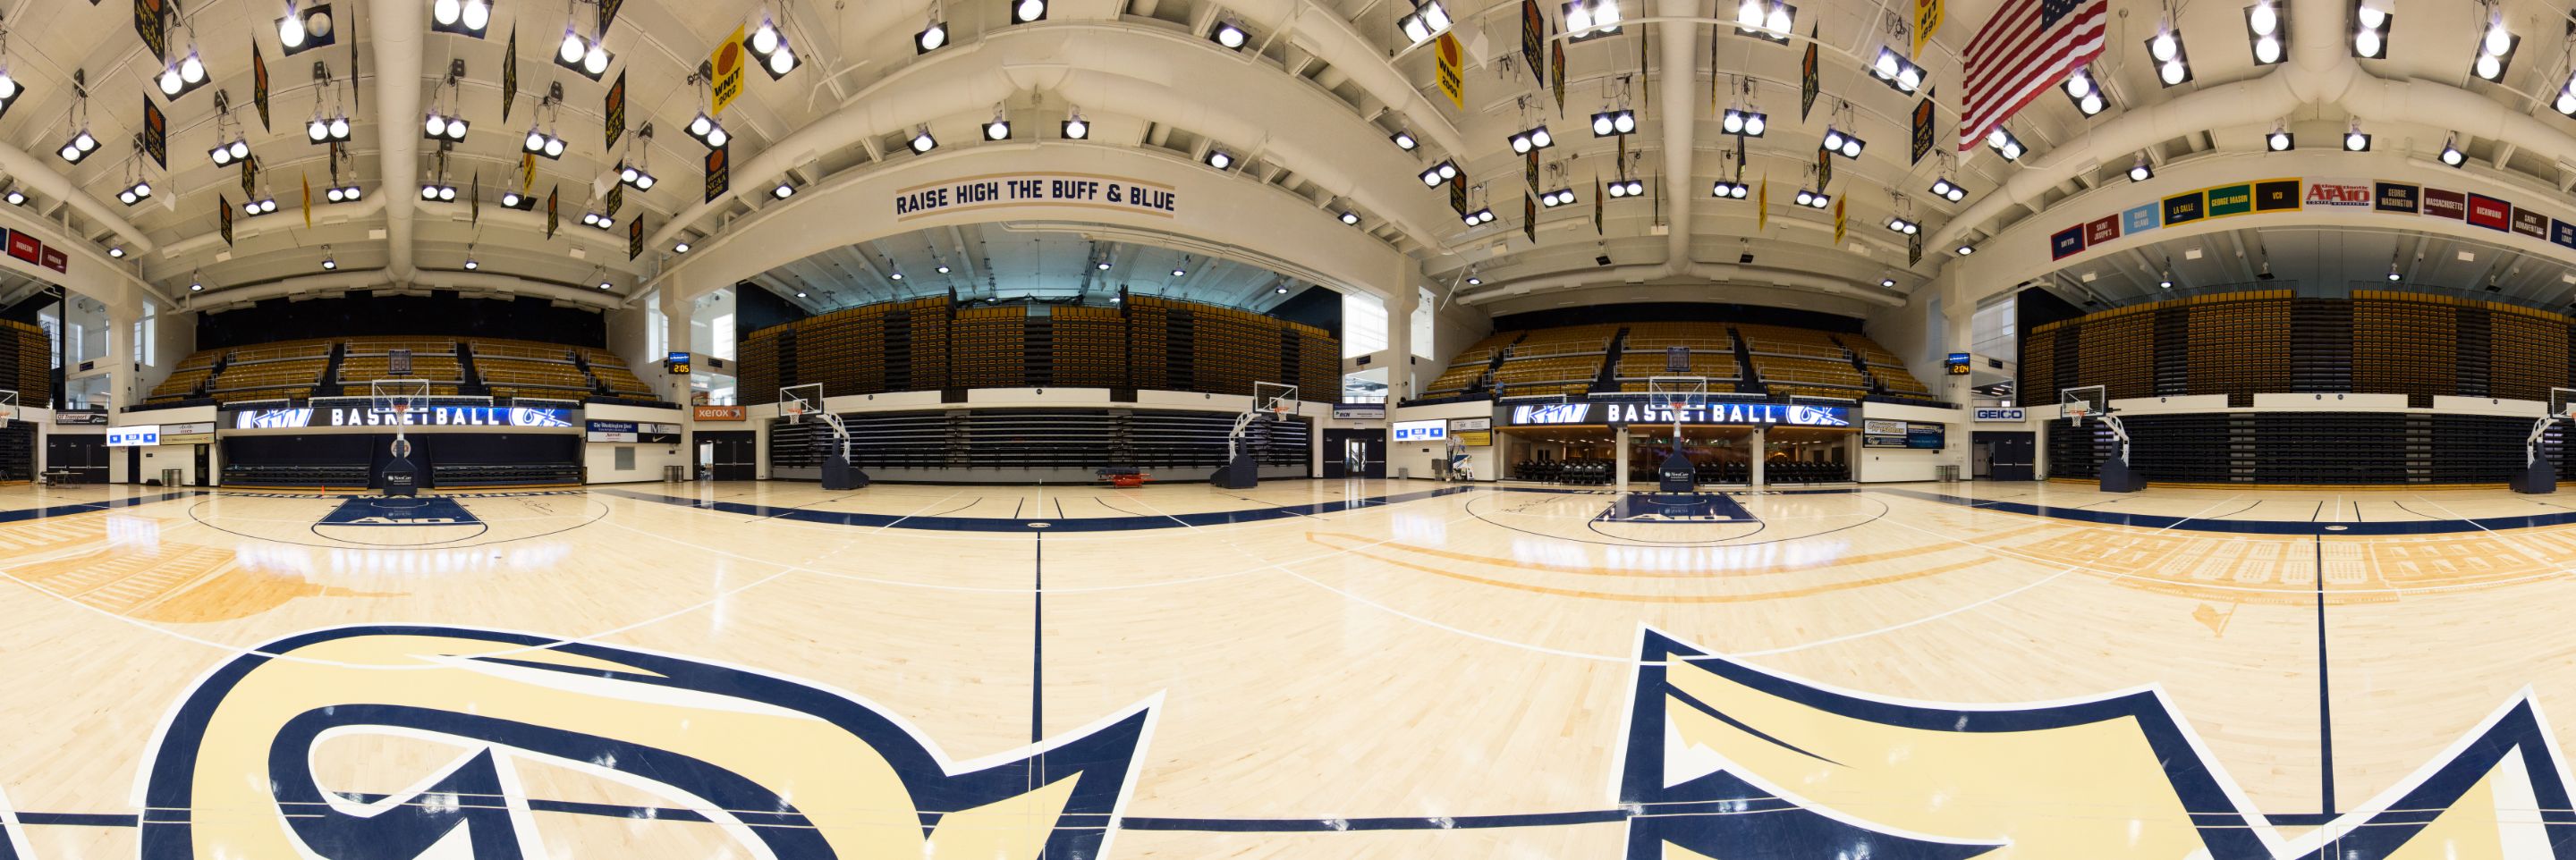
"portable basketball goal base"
1213,383,1298,489
2514,388,2576,494
781,384,867,491
370,379,435,496
2058,384,2143,493
1646,376,1712,493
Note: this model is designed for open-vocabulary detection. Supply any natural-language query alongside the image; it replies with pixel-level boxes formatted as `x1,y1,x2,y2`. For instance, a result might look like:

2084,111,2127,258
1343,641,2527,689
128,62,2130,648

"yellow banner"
1913,0,1943,59
1832,197,1846,244
1757,177,1768,232
709,24,748,115
1434,33,1465,111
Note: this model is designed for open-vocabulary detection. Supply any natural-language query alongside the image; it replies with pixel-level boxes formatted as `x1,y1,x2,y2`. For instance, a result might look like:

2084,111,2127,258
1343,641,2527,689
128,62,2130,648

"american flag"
1960,0,2109,151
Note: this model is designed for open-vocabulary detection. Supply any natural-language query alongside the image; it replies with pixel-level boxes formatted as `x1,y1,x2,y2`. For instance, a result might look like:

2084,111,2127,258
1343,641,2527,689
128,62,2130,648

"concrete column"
106,301,137,412
1941,280,1976,405
1750,426,1767,488
1614,427,1630,492
1384,273,1419,402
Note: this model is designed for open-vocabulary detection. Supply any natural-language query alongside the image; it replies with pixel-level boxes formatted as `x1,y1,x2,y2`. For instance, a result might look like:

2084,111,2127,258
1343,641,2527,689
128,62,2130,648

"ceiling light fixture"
744,13,798,77
1340,211,1360,224
674,241,691,253
1984,127,2024,161
1821,127,1864,158
115,180,152,206
1928,176,1967,202
431,0,493,37
1870,46,1923,94
910,125,937,154
1390,130,1418,151
1061,107,1089,139
2474,11,2515,80
1212,19,1249,49
2266,123,2294,151
1733,0,1793,42
2440,135,2465,166
2148,23,2192,85
1396,0,1451,46
278,3,338,55
2127,154,2154,181
1592,109,1636,136
2062,67,2106,115
2244,1,2282,65
2351,0,2390,58
916,13,948,54
107,247,124,259
2343,123,2370,151
1507,125,1554,154
1720,107,1767,137
773,182,795,199
1205,148,1234,170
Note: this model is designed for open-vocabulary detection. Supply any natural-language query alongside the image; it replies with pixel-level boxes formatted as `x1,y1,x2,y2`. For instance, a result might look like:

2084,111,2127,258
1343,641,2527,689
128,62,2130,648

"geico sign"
1973,408,2027,422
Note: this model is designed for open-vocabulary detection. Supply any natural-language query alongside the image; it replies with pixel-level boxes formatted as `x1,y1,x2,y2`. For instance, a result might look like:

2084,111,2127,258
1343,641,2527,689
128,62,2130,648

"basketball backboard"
2552,387,2576,421
369,379,433,416
779,384,825,422
2059,384,2108,421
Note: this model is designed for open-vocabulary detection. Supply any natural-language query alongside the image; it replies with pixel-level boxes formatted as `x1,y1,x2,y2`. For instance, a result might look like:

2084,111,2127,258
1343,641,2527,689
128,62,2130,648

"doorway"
1320,429,1385,479
1972,431,2036,481
47,434,105,485
193,444,211,486
699,430,757,481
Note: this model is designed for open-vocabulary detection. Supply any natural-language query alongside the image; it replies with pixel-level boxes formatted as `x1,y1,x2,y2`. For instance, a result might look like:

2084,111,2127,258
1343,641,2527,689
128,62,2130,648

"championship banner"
1816,146,1832,190
134,0,166,63
1434,32,1465,110
141,97,166,169
1592,175,1603,233
241,153,259,198
705,145,730,202
1908,230,1922,266
1757,177,1768,231
605,71,627,149
469,171,481,225
1551,41,1566,114
606,185,624,218
1800,30,1819,121
1523,192,1538,243
1520,0,1544,87
251,44,272,131
1449,174,1468,217
502,26,520,122
628,217,644,260
519,152,536,192
1524,150,1538,191
1912,0,1943,58
709,25,747,115
599,0,626,36
545,186,559,238
1910,89,1935,165
1832,197,1846,244
301,173,311,228
218,196,234,247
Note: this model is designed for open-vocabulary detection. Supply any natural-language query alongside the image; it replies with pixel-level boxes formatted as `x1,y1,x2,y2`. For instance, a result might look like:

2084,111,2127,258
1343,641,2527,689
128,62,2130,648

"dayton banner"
895,173,1177,221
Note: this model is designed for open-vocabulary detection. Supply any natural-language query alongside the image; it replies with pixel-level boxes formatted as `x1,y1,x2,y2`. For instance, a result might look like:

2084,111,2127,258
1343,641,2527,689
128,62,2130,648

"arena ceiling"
5,0,2576,314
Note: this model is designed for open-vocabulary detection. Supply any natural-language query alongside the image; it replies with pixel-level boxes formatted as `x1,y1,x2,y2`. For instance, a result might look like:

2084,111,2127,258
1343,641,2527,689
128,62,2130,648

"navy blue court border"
593,485,1489,531
1869,486,2576,536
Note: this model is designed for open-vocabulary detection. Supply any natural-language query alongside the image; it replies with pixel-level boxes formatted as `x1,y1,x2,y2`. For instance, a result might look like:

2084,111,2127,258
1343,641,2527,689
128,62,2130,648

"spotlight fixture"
1390,130,1418,151
554,27,615,81
1542,188,1579,207
888,263,905,281
277,3,337,55
1061,109,1089,139
1211,19,1249,49
1011,0,1048,23
618,164,656,190
2147,26,2192,85
2127,156,2153,182
1710,180,1748,198
1097,260,1112,270
935,264,951,274
2343,124,2370,151
1170,257,1188,276
795,291,808,299
4,189,26,207
1204,148,1234,170
1606,177,1644,198
1885,215,1919,234
744,14,799,78
115,180,152,206
2158,269,2174,290
2556,74,2576,115
1720,108,1767,137
321,247,337,270
1396,0,1452,46
422,110,469,142
1954,243,1976,256
1275,285,1290,294
2440,135,2465,166
2062,68,2106,115
324,183,364,203
0,68,25,121
674,241,691,253
1462,207,1496,226
242,197,279,215
2266,125,2294,151
2474,13,2516,80
1733,0,1794,42
584,212,615,231
599,280,615,291
2387,261,2403,282
308,112,352,144
1869,46,1924,94
1419,160,1458,187
1340,211,1360,224
157,49,212,99
431,0,493,37
1507,126,1554,154
684,113,729,148
1591,109,1636,137
1928,177,1967,202
982,114,1012,141
208,137,248,166
773,182,796,199
520,126,566,159
190,278,203,292
1820,127,1864,158
1563,0,1623,40
497,190,534,209
910,126,937,154
57,129,97,164
420,182,460,202
916,18,948,54
2351,1,2390,59
463,255,479,271
2245,0,2282,65
1465,275,1482,285
1984,127,2025,161
1879,277,1897,288
107,247,124,259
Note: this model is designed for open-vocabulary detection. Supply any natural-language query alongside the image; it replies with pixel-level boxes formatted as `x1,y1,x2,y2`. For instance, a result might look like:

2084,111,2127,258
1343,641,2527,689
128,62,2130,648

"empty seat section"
1615,322,1741,392
1490,325,1614,398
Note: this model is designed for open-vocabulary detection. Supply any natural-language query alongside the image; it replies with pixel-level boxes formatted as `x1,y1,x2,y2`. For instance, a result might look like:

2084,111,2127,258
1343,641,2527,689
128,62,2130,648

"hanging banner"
1912,0,1943,59
709,25,747,115
2374,181,2419,214
704,145,730,202
1908,228,1923,266
605,71,627,149
519,152,537,192
1551,41,1566,114
1799,30,1819,121
502,26,520,122
606,185,624,218
134,0,167,63
546,186,560,238
1592,175,1604,233
301,173,311,228
893,173,1181,220
1757,177,1768,231
629,216,645,260
1449,174,1468,218
469,170,481,225
1521,0,1544,88
1434,32,1465,110
240,153,258,198
2467,193,2512,232
1832,197,1846,245
250,44,272,131
1909,90,1935,165
2049,224,2084,260
219,196,234,247
1523,193,1538,244
599,0,627,36
1816,146,1832,190
141,97,166,169
1524,149,1538,191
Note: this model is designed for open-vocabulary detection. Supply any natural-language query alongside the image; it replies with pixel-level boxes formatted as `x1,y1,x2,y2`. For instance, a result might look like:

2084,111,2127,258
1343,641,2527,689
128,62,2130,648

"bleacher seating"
476,358,592,392
1612,322,1743,392
220,462,372,489
1424,331,1522,396
208,344,328,403
469,339,578,362
1489,325,1616,399
1750,356,1870,400
589,363,657,398
430,462,582,487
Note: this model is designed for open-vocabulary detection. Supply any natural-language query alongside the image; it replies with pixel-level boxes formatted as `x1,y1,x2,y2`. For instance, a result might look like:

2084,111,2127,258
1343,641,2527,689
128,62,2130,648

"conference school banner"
2043,176,2576,261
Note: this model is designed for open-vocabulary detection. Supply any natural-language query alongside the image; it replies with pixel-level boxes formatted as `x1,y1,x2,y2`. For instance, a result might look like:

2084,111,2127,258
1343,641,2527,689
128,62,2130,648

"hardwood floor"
0,478,2566,857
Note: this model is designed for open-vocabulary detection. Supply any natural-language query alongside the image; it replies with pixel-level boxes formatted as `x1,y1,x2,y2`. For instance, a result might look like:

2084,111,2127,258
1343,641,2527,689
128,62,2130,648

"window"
131,304,156,367
1411,286,1436,359
1343,291,1387,358
644,288,667,360
1342,367,1389,402
614,447,636,471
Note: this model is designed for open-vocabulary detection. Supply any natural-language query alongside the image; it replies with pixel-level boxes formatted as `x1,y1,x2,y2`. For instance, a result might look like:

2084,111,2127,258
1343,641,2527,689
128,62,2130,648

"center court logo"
135,627,1156,860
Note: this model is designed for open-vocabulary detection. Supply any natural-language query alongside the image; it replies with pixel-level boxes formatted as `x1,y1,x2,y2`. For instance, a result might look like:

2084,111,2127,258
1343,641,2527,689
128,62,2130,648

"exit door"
1321,429,1385,479
700,431,757,481
1972,431,2036,481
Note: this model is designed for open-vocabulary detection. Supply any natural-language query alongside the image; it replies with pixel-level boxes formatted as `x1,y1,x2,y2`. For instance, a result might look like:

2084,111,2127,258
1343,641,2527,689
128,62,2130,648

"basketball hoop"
1666,400,1689,415
2065,408,2089,425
